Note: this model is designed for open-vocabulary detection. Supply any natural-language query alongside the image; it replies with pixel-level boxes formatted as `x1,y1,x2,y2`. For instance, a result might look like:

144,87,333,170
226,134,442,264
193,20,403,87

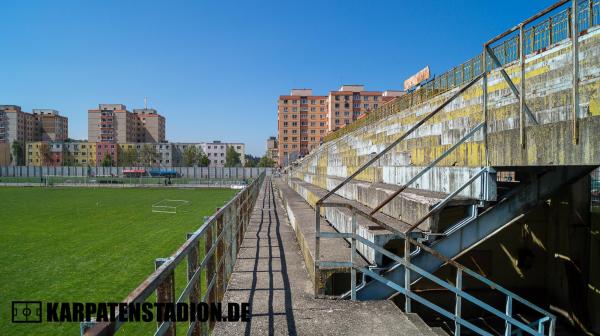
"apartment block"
133,109,165,143
0,105,37,144
0,143,10,165
26,141,63,167
277,89,328,166
201,141,246,167
32,109,68,141
63,142,96,166
171,143,205,166
88,104,166,144
95,142,119,166
327,85,402,132
266,136,278,162
276,86,403,166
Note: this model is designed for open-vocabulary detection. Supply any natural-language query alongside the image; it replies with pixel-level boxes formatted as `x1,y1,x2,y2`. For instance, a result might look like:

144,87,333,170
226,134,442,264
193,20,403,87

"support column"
572,0,580,144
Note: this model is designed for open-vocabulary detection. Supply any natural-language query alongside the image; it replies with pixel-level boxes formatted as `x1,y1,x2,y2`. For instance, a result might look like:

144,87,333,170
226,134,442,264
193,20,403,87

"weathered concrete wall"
294,28,600,196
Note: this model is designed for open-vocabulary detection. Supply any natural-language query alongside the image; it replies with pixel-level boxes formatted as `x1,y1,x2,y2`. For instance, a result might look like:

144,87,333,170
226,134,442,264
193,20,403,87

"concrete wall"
294,28,600,197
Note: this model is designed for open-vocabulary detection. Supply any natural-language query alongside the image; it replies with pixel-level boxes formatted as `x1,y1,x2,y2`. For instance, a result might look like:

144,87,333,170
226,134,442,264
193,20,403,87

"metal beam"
519,24,526,147
356,166,594,300
572,0,580,144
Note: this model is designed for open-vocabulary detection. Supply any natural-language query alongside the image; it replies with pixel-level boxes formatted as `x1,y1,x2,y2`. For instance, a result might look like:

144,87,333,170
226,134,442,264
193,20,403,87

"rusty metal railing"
323,0,599,143
81,172,265,336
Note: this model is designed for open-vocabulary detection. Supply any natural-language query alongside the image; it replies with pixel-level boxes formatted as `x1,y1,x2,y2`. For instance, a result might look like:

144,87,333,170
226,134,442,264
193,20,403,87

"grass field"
0,186,237,335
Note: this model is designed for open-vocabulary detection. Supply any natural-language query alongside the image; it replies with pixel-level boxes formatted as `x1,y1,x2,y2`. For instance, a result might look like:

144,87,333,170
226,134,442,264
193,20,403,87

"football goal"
152,199,191,214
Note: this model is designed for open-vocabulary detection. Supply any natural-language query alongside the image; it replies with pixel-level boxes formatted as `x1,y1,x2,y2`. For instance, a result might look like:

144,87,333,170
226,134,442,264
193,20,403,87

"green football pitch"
0,186,237,335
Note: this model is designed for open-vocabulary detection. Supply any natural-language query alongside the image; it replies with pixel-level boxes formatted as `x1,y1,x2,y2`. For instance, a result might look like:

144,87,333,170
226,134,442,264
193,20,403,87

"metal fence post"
187,233,201,336
404,237,411,313
350,210,357,301
216,215,225,301
504,296,513,336
155,258,176,336
204,216,215,330
482,48,490,166
455,269,463,335
519,23,526,147
572,0,580,144
315,204,321,297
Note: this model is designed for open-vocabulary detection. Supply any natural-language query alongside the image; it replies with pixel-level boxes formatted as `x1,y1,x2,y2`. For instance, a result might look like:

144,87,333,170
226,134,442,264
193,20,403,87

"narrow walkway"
213,177,420,336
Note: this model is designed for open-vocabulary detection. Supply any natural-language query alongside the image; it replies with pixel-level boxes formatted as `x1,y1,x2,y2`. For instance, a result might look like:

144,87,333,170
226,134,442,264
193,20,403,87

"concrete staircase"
273,179,449,334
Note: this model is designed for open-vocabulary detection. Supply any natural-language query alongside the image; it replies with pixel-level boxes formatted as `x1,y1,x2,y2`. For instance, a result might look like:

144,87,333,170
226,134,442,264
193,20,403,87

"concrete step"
431,327,451,336
274,178,368,296
293,172,477,232
287,177,414,266
406,313,442,336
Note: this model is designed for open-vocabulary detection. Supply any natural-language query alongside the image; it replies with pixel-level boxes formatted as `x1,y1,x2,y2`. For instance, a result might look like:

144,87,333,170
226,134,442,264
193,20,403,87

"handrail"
316,204,556,336
369,122,485,216
82,172,266,336
322,0,598,143
316,73,484,206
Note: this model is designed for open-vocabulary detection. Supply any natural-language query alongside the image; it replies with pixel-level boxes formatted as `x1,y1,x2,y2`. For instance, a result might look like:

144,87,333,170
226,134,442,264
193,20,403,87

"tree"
244,154,259,167
119,148,138,167
182,146,199,167
101,153,114,167
258,155,276,168
198,153,210,167
225,146,241,167
62,146,75,166
139,144,159,166
40,143,52,165
11,141,24,166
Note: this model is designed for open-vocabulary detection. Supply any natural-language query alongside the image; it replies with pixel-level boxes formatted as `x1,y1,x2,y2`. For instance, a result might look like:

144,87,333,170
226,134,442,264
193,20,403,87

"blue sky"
0,0,556,156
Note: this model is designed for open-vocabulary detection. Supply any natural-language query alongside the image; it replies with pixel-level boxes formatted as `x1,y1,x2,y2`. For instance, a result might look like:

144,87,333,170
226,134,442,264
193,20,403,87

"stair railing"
317,204,557,336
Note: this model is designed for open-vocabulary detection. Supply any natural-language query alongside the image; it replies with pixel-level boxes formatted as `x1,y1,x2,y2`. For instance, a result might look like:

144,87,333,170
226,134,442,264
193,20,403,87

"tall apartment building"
1,105,69,165
88,104,166,144
277,89,328,166
133,108,166,143
327,85,403,132
32,109,68,141
266,136,278,162
0,105,36,144
276,86,404,166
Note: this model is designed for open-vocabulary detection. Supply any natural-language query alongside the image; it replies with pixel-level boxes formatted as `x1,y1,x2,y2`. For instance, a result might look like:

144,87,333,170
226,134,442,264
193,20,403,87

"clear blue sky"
0,0,556,156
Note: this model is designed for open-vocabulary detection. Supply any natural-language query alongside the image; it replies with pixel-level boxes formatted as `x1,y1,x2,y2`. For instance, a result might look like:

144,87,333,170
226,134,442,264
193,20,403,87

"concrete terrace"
213,177,446,336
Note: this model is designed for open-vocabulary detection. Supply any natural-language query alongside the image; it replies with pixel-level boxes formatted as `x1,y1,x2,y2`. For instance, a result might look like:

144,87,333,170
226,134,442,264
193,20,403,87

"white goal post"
152,199,191,214
43,175,90,186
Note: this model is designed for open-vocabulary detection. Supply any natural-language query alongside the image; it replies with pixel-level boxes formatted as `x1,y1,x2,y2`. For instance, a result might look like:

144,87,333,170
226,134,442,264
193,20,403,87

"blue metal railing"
319,211,556,336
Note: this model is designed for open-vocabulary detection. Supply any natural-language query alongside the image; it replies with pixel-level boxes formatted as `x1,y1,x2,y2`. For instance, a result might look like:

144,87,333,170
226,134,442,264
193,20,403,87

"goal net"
43,175,89,186
152,199,191,214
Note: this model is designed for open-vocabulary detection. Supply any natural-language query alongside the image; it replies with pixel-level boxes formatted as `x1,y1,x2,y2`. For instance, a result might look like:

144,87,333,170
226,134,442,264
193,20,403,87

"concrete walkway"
214,177,438,336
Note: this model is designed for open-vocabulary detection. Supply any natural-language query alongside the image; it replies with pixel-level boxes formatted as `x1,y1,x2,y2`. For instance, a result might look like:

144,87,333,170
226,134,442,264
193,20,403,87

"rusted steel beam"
216,214,225,302
205,218,216,331
187,233,201,336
